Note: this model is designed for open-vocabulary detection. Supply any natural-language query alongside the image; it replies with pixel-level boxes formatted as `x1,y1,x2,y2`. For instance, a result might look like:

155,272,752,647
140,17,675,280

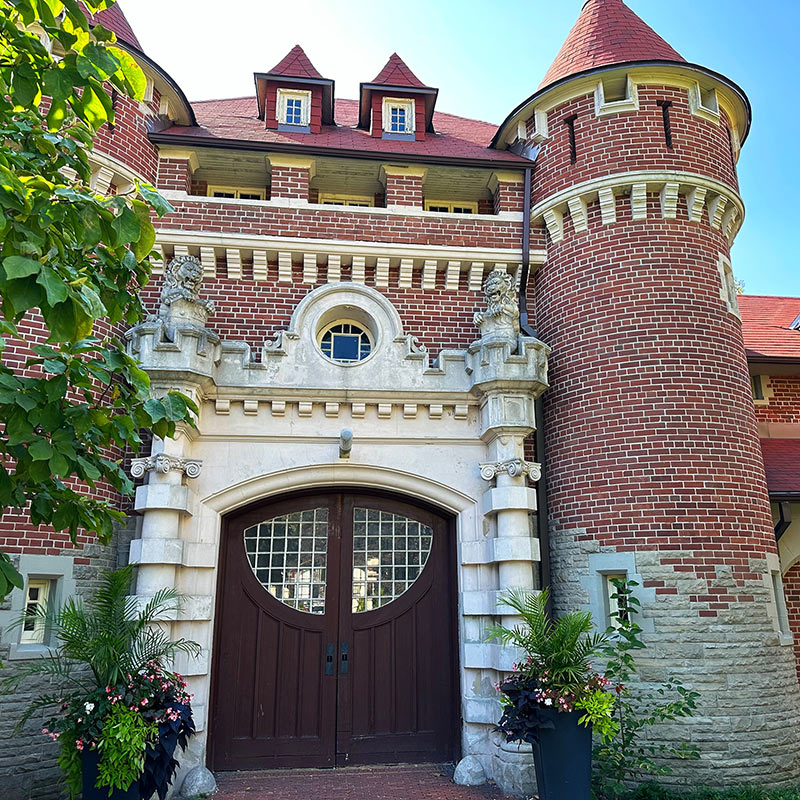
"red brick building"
1,0,799,796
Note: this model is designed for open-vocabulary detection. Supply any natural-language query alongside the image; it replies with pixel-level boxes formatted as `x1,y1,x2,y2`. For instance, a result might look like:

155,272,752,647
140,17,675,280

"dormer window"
277,88,311,131
382,97,415,140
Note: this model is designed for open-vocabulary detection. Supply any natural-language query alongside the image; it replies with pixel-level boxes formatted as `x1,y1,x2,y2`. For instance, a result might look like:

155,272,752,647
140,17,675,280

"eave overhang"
491,59,752,150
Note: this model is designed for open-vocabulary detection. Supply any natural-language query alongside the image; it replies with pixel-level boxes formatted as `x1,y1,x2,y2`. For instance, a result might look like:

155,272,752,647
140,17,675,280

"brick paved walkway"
214,764,520,799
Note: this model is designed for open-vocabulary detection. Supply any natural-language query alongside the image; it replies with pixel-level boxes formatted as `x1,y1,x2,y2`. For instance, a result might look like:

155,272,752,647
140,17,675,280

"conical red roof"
540,0,685,89
370,53,427,88
267,45,324,80
91,3,141,49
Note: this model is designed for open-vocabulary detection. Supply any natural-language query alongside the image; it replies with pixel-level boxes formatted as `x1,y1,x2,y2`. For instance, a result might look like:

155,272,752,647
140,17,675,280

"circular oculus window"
318,320,373,364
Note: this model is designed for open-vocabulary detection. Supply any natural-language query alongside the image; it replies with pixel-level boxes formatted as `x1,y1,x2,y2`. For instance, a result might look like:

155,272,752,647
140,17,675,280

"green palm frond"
0,565,201,700
489,587,608,687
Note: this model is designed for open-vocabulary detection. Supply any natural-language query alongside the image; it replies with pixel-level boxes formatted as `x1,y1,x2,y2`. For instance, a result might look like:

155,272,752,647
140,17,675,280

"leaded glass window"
352,507,432,613
244,508,328,614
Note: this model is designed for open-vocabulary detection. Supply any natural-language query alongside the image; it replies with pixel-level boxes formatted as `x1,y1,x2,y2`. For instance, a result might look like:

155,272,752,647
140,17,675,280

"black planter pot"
531,708,593,800
81,748,140,800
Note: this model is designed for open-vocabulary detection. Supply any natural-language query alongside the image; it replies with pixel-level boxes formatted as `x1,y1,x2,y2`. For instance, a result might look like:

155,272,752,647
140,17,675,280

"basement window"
20,578,51,645
424,200,477,214
207,186,266,200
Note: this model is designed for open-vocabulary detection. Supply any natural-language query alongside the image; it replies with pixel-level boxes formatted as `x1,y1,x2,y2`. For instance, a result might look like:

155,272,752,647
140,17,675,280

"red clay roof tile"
739,295,800,360
760,439,800,495
540,0,684,90
370,54,428,88
161,96,528,163
267,45,325,80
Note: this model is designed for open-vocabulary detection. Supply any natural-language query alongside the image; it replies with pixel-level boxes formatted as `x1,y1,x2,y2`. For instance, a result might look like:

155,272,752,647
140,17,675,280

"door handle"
325,643,334,676
340,641,349,674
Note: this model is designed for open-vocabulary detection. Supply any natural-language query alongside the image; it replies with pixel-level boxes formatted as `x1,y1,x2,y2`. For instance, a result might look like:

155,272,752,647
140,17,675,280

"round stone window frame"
286,282,406,369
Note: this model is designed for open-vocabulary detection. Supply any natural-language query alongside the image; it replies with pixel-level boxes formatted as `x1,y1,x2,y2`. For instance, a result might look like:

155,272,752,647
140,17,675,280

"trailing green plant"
1,565,199,797
96,703,156,793
489,588,617,740
593,579,701,799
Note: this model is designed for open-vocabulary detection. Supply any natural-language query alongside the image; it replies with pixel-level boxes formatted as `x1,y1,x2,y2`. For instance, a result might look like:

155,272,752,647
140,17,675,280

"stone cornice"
532,170,745,246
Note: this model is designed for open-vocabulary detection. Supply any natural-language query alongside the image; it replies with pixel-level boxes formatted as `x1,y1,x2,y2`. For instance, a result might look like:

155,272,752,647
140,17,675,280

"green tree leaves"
0,0,192,608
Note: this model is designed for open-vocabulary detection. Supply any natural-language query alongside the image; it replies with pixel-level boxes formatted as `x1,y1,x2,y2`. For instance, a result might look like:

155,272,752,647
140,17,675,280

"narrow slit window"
604,573,629,630
751,375,764,401
564,114,578,164
657,100,674,149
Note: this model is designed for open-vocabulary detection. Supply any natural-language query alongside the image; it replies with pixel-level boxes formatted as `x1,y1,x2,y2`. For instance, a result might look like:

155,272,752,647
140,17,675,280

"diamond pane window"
352,507,432,613
244,508,328,614
319,322,372,363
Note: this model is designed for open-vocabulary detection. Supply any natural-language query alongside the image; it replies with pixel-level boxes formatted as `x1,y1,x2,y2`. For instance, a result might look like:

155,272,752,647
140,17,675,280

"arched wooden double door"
209,491,459,770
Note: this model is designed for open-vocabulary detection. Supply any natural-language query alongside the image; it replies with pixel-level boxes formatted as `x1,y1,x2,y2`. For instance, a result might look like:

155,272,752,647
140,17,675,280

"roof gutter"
515,164,551,607
148,132,531,171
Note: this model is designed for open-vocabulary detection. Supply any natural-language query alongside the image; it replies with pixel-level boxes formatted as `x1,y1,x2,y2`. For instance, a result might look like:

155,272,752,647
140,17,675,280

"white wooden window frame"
277,88,312,127
207,185,266,201
318,193,375,207
382,97,415,134
594,75,639,116
424,200,478,214
603,573,628,631
20,578,51,645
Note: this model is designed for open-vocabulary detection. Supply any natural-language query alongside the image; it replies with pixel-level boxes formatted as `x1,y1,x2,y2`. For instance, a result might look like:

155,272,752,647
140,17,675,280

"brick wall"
157,157,193,193
270,165,312,200
534,186,800,784
530,85,739,205
157,198,529,249
383,173,424,208
755,376,800,425
93,90,160,185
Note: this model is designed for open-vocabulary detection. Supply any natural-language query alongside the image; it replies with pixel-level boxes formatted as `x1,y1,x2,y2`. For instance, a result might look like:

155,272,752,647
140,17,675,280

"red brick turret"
528,0,800,788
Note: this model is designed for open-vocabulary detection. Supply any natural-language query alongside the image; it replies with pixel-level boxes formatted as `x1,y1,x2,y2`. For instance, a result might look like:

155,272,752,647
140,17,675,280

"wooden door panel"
210,497,340,770
210,490,458,771
336,496,458,766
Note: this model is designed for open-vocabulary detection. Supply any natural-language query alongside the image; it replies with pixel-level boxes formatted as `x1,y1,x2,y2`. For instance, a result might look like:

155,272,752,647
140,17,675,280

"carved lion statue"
473,269,519,339
159,255,215,316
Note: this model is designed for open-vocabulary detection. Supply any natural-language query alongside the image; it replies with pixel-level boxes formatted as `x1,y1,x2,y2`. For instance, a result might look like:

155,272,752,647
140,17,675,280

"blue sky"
124,0,799,297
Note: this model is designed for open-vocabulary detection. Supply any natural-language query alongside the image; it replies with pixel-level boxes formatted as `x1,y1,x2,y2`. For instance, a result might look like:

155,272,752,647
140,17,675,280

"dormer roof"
539,0,685,90
267,44,325,80
254,45,334,124
358,53,438,131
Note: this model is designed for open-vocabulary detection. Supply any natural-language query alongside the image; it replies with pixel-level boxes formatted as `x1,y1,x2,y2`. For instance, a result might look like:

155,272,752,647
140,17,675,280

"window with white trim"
424,200,477,214
689,83,720,122
20,579,51,644
382,98,415,137
277,88,311,128
207,186,266,200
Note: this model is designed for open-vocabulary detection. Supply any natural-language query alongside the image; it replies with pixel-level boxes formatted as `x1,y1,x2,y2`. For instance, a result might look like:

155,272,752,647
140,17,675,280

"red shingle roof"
739,295,800,361
91,4,141,50
760,439,800,495
160,96,528,163
370,54,427,88
540,0,684,90
267,45,325,80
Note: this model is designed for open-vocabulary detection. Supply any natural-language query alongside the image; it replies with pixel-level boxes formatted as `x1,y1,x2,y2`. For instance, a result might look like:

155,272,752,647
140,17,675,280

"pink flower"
76,740,84,752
